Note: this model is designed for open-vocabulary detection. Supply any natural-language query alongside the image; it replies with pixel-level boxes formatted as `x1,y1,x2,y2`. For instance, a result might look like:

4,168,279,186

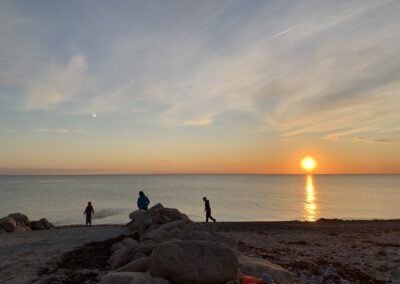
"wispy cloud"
265,28,292,41
355,137,400,144
176,143,224,148
1,1,399,141
33,128,91,134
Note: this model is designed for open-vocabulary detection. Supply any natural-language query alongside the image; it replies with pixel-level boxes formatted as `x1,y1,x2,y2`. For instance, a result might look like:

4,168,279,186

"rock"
39,218,53,229
152,208,190,224
153,219,187,232
131,251,148,261
14,226,28,232
30,220,45,230
137,240,159,255
111,238,138,253
143,228,170,243
8,213,29,226
238,255,293,284
129,209,147,221
128,206,190,236
144,227,182,243
180,223,237,251
128,210,156,232
150,203,164,210
100,272,170,284
149,240,238,284
0,217,17,232
116,257,149,272
99,272,151,284
108,242,139,269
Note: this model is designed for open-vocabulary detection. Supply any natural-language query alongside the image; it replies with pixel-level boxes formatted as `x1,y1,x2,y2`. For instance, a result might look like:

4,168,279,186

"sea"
0,174,399,225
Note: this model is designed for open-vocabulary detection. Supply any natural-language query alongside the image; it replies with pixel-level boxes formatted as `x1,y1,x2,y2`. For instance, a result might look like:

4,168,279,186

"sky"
0,0,399,174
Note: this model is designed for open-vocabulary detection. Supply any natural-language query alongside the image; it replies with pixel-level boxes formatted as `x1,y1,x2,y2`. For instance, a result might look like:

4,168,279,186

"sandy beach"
0,219,398,283
0,225,128,284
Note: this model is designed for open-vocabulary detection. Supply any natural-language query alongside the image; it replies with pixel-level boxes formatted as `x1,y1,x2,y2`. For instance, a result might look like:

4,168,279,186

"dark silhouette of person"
84,201,95,226
203,197,216,222
137,191,150,210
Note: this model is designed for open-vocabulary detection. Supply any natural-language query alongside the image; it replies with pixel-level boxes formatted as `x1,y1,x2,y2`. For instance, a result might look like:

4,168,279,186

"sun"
301,156,317,172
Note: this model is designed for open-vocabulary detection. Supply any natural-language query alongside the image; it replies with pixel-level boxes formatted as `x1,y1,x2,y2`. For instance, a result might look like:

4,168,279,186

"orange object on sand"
241,275,263,284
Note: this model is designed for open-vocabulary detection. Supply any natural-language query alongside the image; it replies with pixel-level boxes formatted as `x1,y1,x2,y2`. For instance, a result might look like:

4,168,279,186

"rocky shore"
0,213,54,233
0,207,398,283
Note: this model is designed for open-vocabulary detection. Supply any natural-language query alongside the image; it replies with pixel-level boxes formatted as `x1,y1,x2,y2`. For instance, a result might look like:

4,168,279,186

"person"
137,191,150,210
203,197,216,223
84,201,95,226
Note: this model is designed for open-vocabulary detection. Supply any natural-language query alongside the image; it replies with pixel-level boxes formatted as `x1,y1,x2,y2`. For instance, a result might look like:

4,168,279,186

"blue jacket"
137,195,150,210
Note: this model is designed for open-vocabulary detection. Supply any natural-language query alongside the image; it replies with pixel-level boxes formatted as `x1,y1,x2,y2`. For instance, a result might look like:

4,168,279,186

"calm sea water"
0,174,399,225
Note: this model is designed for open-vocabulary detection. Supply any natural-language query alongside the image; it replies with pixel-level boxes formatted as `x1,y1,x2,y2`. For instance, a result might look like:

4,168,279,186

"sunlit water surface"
0,174,399,225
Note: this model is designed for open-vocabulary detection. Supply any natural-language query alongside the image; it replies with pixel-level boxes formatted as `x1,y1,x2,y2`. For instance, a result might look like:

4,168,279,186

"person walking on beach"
203,197,216,223
137,191,150,210
84,201,94,226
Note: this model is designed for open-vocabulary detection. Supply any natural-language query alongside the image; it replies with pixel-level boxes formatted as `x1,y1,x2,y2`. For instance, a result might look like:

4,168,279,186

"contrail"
266,28,292,41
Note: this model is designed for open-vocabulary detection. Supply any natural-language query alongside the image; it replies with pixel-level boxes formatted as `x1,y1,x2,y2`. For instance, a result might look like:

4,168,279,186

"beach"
1,219,398,283
219,220,400,283
0,225,127,284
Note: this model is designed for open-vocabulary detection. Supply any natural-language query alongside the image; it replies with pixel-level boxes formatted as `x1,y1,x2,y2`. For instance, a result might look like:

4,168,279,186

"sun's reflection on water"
304,174,317,221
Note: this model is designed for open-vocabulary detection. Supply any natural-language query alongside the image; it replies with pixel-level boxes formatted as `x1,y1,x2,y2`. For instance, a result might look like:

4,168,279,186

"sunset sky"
1,0,399,174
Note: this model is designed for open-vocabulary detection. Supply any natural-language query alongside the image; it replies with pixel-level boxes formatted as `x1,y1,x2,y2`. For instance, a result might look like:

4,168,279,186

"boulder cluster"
0,213,53,233
100,204,293,284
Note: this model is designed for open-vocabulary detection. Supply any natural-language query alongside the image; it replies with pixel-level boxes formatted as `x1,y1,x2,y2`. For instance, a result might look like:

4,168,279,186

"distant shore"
1,219,398,283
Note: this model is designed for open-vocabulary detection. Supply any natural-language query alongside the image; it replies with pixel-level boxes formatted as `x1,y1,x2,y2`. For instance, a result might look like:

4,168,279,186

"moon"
92,113,97,118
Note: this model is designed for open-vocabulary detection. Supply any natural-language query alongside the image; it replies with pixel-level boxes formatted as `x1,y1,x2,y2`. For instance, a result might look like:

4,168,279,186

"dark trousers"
206,210,216,223
86,215,92,225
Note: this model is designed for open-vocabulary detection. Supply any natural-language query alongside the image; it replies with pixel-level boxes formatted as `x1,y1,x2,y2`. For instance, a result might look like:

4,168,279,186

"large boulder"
180,223,237,251
108,242,139,269
143,221,186,243
128,210,157,232
39,218,53,229
137,240,159,255
30,221,45,230
111,238,138,253
152,208,190,224
0,217,17,232
14,226,29,232
116,256,149,272
8,213,29,226
128,205,191,237
148,240,238,284
238,255,293,284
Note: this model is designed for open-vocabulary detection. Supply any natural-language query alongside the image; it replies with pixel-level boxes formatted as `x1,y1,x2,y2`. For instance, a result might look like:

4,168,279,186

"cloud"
8,53,91,111
24,85,65,110
33,128,90,134
176,143,223,148
355,137,400,144
1,0,399,143
182,117,214,126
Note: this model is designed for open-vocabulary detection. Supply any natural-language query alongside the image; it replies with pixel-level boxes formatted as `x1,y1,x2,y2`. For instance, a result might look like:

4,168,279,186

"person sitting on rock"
84,201,95,226
137,191,150,210
203,197,216,223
